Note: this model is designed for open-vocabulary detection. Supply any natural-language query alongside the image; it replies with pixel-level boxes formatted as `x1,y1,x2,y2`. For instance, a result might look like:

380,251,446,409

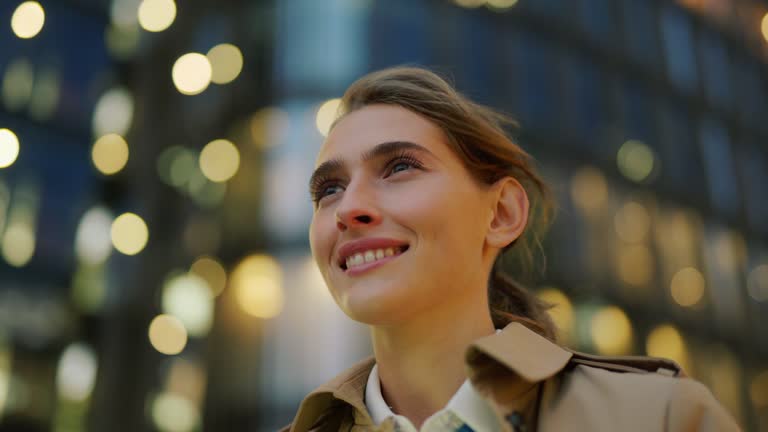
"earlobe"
487,177,529,249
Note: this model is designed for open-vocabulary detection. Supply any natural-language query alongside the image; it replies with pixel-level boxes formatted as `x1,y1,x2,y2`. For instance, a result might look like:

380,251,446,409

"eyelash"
310,151,424,204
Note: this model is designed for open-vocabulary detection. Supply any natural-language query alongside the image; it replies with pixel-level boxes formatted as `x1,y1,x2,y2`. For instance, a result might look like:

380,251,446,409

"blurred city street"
0,0,767,430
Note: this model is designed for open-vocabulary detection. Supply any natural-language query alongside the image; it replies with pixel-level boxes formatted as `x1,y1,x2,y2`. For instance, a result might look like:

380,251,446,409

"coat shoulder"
566,349,685,377
540,353,741,431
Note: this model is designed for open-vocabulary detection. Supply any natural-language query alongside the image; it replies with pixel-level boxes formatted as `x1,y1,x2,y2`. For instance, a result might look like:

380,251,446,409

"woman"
281,67,739,431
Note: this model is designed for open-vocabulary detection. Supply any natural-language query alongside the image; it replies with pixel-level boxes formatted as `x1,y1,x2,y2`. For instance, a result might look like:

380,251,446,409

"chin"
334,288,406,325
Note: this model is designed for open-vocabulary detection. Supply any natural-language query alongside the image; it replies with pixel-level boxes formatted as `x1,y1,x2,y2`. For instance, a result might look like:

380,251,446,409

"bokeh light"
105,22,141,61
111,212,149,255
762,12,768,43
2,58,34,112
0,346,9,416
617,140,655,183
190,256,227,297
231,254,284,318
157,146,197,187
138,0,176,32
56,342,98,402
1,183,37,269
614,201,650,243
165,359,206,410
616,244,654,286
92,134,129,175
111,0,141,27
0,129,20,168
148,314,187,355
161,273,214,337
11,1,45,39
315,98,341,137
207,44,243,85
199,139,240,182
537,287,574,345
591,305,633,355
188,178,226,208
670,266,706,307
92,87,134,138
2,223,35,267
75,206,114,265
747,263,768,302
151,392,199,432
29,67,60,121
71,263,107,314
172,53,212,95
645,324,690,374
454,0,485,8
570,166,608,214
486,0,518,9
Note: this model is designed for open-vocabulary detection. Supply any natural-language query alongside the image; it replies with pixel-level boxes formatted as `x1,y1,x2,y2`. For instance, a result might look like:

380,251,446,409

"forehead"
315,104,449,165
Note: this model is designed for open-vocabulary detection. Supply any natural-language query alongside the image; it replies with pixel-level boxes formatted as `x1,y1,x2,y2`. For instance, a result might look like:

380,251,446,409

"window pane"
657,101,706,202
732,57,768,131
369,0,430,68
737,144,768,234
509,31,558,132
622,0,660,69
698,29,731,110
579,0,617,44
698,118,740,217
561,53,605,147
621,80,654,143
660,5,699,93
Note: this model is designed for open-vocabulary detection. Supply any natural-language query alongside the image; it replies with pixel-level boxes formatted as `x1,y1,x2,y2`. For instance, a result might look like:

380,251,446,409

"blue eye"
321,184,343,197
310,178,344,204
391,161,412,173
386,153,423,177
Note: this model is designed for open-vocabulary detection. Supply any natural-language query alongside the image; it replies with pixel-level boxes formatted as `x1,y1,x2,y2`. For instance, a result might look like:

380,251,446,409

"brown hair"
334,66,557,341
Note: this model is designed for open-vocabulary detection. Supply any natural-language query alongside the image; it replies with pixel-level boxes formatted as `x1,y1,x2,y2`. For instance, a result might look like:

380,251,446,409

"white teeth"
345,247,404,270
364,250,376,263
349,253,363,267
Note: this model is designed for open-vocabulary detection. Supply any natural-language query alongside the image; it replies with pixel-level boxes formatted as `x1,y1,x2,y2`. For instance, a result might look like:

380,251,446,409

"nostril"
354,215,372,223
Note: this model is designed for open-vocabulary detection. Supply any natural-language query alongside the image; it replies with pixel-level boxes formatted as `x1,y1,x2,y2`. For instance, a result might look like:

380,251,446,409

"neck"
370,291,495,428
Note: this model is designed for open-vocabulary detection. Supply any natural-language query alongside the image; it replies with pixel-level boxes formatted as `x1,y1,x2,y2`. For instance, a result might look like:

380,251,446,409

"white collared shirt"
365,330,503,432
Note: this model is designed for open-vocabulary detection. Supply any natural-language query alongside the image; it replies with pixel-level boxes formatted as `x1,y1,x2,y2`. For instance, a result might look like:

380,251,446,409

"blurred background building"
0,0,767,430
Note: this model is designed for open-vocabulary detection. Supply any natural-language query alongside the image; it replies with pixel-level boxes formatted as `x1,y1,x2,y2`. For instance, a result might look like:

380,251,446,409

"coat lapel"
287,322,573,432
288,356,375,431
464,323,572,432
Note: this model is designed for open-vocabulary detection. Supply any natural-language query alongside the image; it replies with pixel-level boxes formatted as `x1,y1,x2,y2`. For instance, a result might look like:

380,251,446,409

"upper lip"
336,237,410,267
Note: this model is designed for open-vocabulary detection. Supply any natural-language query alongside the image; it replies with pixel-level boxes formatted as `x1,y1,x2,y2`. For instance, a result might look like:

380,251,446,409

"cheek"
405,181,485,235
308,216,330,267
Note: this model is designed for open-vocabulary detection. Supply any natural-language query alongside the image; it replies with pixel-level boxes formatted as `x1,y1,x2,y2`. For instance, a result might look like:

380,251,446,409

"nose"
335,182,381,232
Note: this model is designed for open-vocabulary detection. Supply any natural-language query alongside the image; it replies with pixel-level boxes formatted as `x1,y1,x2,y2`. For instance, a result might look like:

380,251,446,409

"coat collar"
465,321,572,383
288,322,573,432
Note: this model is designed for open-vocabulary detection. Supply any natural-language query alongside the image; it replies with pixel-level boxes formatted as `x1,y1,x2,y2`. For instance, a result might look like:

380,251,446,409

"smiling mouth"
340,245,409,271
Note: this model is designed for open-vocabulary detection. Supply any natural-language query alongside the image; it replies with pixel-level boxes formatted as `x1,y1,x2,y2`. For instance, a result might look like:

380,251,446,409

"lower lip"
343,251,405,276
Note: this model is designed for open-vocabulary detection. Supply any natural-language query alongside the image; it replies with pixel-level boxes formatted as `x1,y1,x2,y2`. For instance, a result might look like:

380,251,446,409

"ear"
486,177,529,249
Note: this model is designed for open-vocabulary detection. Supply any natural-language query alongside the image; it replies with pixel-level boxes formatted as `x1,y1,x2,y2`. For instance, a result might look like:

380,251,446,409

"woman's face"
308,104,495,325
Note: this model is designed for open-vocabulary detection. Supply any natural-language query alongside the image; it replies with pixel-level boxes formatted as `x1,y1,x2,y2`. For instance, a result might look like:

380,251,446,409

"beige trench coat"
280,322,740,432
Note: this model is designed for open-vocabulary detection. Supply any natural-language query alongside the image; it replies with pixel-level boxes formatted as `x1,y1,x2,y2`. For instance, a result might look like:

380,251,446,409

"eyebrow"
308,140,434,192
